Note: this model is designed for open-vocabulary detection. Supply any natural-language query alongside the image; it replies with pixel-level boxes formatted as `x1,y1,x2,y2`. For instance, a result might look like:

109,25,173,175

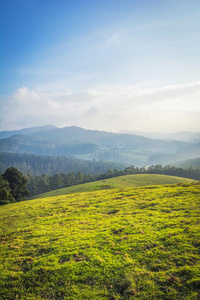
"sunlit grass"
31,174,194,199
0,182,200,299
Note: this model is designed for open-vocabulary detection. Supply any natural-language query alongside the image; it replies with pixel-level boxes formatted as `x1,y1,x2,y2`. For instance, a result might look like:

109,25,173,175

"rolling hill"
0,183,199,299
173,157,200,168
0,134,98,157
31,174,195,199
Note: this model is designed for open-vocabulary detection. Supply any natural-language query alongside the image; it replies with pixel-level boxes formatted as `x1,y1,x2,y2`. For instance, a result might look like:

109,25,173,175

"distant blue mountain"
0,125,199,166
0,125,57,140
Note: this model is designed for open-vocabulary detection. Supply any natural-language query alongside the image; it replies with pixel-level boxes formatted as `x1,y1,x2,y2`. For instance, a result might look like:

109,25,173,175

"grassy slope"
0,183,200,299
32,174,194,199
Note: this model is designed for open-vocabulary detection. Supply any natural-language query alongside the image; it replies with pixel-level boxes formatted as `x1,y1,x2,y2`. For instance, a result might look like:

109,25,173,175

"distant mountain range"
0,125,199,166
0,125,57,140
120,130,200,142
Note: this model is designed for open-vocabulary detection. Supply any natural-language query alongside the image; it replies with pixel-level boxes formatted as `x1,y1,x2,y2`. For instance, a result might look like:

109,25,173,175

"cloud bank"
1,81,200,132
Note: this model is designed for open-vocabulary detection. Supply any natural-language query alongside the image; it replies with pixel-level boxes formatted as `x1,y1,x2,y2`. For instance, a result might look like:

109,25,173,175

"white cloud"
103,32,134,46
14,86,39,101
0,81,200,132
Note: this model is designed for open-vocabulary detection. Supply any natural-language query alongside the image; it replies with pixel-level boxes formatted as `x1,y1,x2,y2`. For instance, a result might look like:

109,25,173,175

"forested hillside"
173,157,200,168
1,153,199,198
27,164,200,197
0,152,125,176
1,125,198,166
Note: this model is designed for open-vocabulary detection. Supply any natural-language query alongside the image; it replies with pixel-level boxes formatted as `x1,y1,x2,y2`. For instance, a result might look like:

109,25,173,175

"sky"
0,0,200,132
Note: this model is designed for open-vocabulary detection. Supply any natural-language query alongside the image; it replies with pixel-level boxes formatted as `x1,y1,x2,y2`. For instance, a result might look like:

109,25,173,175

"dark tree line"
27,169,118,196
0,152,125,176
1,164,200,203
124,164,200,180
27,164,200,197
0,167,29,205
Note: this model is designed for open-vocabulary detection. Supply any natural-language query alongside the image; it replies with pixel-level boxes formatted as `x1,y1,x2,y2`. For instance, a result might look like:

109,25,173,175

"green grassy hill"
0,183,200,299
32,174,195,199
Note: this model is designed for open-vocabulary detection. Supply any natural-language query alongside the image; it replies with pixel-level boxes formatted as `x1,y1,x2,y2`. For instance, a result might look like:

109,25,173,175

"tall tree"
2,167,29,200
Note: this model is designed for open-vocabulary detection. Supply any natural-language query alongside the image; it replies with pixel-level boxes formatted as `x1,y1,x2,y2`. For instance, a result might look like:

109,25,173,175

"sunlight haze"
0,0,200,132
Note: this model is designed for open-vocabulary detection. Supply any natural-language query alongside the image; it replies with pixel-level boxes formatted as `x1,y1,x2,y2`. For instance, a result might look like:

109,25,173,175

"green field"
32,174,195,199
0,182,200,299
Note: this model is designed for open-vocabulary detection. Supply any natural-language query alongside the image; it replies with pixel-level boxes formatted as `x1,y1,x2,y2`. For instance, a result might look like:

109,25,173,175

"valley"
1,1,200,299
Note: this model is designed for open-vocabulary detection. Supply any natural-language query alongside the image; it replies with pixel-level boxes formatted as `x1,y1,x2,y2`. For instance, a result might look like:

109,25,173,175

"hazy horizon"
1,0,200,132
1,123,200,136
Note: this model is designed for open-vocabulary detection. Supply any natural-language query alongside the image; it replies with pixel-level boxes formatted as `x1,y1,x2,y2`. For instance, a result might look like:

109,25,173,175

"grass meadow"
31,174,194,199
0,182,200,299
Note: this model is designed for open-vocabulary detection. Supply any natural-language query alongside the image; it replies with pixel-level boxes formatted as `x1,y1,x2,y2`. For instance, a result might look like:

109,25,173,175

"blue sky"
1,0,200,132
